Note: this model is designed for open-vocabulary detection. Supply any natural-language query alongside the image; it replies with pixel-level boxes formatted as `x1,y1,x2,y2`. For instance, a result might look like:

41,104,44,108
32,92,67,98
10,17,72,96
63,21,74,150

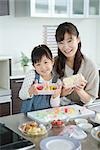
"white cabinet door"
30,0,51,17
30,0,69,18
87,0,100,18
51,0,70,18
16,0,100,18
70,0,86,18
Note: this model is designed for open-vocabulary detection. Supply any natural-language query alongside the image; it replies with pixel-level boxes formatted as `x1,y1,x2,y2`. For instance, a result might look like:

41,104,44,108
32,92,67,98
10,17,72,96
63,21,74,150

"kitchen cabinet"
0,0,9,16
14,0,70,17
0,57,12,117
0,102,10,117
30,0,51,17
10,77,24,114
14,0,100,18
30,0,69,18
70,0,86,18
0,57,11,91
51,0,69,18
70,0,100,18
87,0,100,18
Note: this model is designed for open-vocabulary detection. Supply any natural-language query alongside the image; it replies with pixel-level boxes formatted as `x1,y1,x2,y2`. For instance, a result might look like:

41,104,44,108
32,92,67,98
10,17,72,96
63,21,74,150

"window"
43,25,58,57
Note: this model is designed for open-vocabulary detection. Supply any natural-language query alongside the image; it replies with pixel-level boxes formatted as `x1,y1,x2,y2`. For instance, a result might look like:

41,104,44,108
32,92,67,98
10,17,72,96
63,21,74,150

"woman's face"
34,55,54,79
58,32,80,60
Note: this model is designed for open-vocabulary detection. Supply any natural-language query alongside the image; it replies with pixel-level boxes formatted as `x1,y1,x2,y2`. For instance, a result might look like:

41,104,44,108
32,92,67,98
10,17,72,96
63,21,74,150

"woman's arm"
75,69,99,104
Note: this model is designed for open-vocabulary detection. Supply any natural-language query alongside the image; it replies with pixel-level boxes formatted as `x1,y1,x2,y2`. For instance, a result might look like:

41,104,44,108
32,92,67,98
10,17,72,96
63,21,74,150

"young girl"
19,44,62,112
54,22,99,106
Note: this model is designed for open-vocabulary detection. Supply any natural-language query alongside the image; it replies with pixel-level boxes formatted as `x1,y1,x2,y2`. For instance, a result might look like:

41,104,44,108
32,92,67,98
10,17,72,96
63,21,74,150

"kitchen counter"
0,113,100,150
10,75,25,79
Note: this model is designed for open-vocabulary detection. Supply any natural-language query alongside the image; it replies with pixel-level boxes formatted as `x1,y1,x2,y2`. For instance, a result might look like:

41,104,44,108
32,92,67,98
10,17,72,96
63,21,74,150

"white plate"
35,83,59,95
77,123,93,132
27,104,95,124
90,116,100,124
40,136,81,150
75,118,88,124
59,125,87,140
91,126,100,142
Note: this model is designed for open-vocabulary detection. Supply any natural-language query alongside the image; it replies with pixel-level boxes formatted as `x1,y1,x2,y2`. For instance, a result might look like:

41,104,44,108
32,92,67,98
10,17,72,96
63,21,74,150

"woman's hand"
61,86,74,97
74,79,87,92
73,79,92,104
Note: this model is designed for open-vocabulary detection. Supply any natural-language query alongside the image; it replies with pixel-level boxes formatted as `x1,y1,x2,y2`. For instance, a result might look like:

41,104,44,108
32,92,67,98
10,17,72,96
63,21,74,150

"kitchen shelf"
0,57,12,116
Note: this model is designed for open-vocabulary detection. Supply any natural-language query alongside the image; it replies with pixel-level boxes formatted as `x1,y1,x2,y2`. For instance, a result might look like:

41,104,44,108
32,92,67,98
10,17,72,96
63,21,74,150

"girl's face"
34,55,54,79
58,32,80,60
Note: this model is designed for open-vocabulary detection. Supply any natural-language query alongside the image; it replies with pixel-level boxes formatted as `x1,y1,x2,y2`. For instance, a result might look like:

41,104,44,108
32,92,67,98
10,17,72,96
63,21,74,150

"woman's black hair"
31,44,53,65
55,22,83,77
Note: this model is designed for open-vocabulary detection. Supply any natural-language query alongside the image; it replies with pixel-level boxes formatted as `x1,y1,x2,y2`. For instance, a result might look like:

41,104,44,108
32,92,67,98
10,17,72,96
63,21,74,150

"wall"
0,15,99,75
96,20,100,67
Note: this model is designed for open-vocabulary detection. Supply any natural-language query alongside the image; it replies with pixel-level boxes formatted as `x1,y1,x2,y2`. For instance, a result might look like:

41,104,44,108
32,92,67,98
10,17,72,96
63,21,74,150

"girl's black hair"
55,22,83,77
31,44,53,65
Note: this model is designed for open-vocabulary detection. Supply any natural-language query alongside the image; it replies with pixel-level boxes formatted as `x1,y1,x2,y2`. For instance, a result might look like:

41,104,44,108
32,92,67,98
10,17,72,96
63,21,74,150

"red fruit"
51,120,56,125
37,85,43,90
51,120,64,127
64,108,68,113
56,120,63,126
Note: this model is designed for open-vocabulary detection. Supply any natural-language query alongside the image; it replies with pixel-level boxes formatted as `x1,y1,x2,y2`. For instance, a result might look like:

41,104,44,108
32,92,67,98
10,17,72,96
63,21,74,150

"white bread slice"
63,74,85,88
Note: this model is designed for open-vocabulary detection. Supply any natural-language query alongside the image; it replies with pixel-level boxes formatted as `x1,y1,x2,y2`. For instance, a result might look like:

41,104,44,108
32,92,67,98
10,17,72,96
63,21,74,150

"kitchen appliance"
0,123,35,150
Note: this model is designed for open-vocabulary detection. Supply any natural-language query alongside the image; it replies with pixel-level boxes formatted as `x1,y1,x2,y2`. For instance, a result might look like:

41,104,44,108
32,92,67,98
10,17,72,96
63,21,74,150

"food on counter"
63,74,86,88
64,107,76,114
22,121,38,132
51,119,65,128
19,121,47,136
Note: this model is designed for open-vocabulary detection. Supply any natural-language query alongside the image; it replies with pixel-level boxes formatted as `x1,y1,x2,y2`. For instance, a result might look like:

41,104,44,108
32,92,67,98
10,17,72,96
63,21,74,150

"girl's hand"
28,84,38,96
52,84,62,99
61,86,74,97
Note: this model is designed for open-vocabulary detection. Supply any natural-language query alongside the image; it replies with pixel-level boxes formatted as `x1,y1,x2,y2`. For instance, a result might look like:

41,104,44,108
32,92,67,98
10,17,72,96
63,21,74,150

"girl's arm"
50,79,62,107
19,70,35,100
50,96,61,107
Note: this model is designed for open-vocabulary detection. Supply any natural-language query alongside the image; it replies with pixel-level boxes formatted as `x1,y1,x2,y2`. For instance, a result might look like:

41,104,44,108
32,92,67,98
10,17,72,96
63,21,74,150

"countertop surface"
10,75,25,79
0,112,100,150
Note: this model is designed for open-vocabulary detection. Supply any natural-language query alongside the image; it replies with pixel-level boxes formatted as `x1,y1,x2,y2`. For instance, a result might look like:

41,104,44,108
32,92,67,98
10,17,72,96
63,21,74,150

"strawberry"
51,120,64,127
56,120,64,126
64,108,68,113
37,85,44,90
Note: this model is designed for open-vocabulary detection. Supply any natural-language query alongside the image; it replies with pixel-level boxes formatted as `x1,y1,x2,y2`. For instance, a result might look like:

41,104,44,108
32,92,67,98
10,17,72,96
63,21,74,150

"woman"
54,22,99,106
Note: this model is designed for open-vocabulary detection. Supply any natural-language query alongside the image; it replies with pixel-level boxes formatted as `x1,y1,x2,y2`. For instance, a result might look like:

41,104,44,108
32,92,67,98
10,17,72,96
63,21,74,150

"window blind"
43,25,58,57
